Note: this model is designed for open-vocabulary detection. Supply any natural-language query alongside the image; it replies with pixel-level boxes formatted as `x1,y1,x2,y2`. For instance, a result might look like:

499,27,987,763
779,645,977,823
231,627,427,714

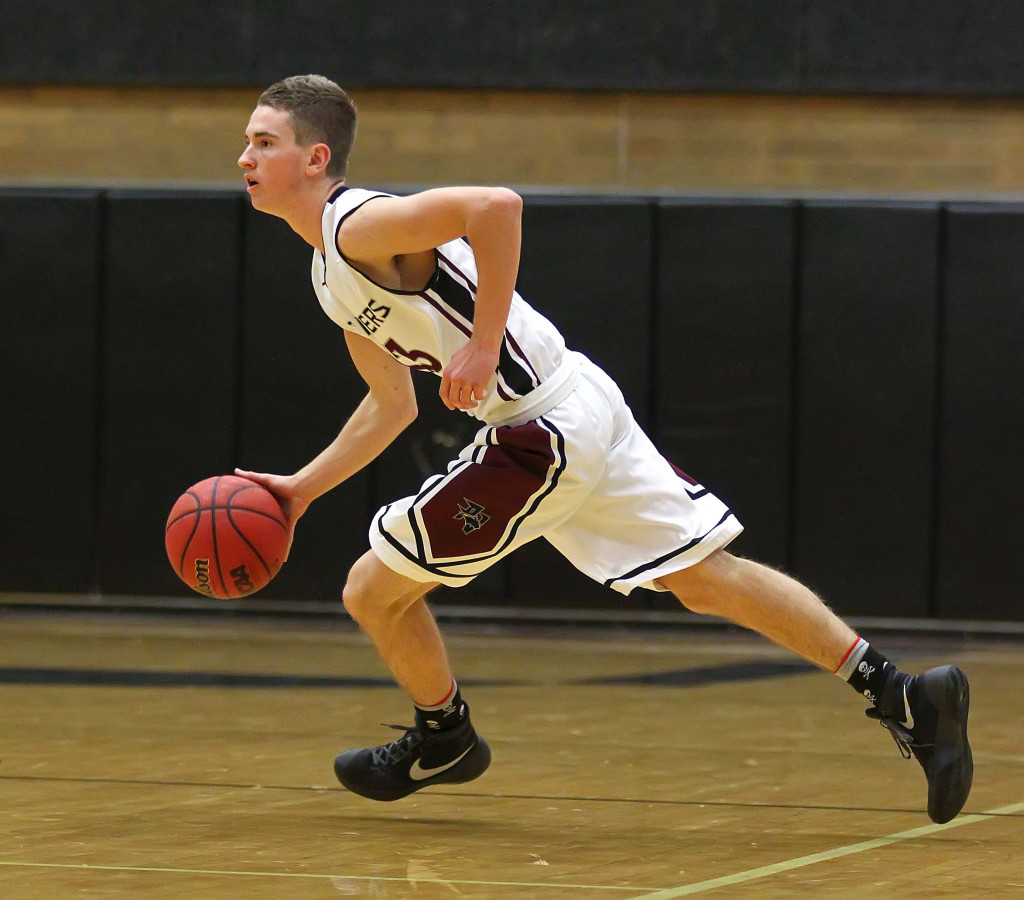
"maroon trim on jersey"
414,419,558,561
419,284,532,400
504,331,541,382
419,291,472,337
436,250,477,291
437,250,541,385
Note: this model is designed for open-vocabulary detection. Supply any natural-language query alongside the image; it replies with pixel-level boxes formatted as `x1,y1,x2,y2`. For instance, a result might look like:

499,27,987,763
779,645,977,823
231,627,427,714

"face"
238,105,315,214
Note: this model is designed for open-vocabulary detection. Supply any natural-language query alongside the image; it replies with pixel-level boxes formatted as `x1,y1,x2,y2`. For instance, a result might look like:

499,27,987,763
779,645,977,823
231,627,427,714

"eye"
261,140,272,148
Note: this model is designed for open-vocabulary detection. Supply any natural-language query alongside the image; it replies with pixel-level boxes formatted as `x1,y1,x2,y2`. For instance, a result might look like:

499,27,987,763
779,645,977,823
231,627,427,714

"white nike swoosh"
409,744,475,781
903,683,915,730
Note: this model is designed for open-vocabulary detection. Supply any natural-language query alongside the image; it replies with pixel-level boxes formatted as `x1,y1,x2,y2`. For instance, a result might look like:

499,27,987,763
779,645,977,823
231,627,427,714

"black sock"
414,681,467,733
835,637,911,712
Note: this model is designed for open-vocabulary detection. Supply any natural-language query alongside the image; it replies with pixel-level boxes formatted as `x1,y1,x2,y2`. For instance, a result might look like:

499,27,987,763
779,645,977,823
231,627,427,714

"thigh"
547,394,743,595
368,409,608,588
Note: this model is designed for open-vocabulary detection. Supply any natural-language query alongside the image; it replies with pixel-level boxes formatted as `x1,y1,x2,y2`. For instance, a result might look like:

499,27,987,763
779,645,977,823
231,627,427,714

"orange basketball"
165,475,289,599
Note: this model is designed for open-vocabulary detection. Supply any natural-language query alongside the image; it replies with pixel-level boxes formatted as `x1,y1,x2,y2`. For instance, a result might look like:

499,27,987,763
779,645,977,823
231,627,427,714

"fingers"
439,372,455,410
440,341,498,410
439,381,489,410
234,467,269,487
235,468,286,505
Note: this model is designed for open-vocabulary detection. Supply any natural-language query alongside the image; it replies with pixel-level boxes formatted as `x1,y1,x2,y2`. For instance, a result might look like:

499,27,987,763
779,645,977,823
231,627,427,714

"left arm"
338,186,524,410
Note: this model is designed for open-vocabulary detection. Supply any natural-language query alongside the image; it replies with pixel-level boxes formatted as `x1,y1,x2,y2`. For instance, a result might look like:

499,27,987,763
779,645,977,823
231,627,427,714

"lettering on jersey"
355,298,391,335
384,338,443,373
454,498,490,534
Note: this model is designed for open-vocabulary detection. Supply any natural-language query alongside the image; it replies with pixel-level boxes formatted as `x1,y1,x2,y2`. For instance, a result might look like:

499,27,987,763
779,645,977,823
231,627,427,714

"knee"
660,550,743,616
673,582,720,616
341,554,383,624
341,577,369,623
341,551,435,626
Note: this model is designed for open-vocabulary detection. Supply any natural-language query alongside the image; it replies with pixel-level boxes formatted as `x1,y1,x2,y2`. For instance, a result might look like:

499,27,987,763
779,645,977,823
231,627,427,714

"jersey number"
385,338,443,373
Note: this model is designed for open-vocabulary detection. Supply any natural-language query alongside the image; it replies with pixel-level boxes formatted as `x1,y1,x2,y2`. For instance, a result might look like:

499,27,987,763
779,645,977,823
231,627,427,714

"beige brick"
3,86,1024,196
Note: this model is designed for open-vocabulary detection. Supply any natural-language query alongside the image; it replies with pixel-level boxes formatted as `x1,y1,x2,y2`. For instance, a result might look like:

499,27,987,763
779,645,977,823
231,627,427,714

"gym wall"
4,1,1024,95
2,188,1021,622
6,2,1024,199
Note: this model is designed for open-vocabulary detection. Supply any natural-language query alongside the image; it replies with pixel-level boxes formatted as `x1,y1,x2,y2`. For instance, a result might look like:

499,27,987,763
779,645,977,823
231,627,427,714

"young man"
235,74,972,822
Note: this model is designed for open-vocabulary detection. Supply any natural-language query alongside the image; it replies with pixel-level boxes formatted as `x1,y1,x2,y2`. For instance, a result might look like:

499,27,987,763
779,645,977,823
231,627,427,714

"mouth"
244,175,259,191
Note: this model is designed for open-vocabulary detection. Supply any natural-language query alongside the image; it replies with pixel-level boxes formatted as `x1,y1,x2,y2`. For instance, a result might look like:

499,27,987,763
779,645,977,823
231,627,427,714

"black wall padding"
0,191,101,592
794,203,938,617
936,205,1024,620
97,192,242,595
654,200,797,582
248,2,801,92
805,2,1024,96
10,2,1024,96
0,0,253,85
518,198,655,426
0,0,802,92
501,197,656,610
238,206,371,602
5,188,1024,622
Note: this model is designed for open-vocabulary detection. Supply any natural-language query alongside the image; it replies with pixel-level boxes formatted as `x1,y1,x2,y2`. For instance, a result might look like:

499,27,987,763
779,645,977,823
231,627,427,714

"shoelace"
370,724,423,766
865,708,934,760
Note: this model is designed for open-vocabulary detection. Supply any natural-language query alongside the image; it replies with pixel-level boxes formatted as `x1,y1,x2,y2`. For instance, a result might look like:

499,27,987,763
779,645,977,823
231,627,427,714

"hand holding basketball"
233,467,310,531
165,474,290,599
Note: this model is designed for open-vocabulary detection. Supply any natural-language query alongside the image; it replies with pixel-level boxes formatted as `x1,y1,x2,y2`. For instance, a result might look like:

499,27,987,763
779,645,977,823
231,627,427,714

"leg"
342,549,452,707
656,549,856,671
659,549,972,823
335,549,491,800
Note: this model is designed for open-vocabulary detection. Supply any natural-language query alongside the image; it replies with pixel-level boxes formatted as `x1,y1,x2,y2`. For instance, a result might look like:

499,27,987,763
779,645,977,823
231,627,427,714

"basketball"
165,474,289,599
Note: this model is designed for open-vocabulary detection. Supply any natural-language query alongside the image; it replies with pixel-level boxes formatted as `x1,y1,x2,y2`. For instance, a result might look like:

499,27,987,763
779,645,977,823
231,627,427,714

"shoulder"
323,187,395,256
324,186,395,224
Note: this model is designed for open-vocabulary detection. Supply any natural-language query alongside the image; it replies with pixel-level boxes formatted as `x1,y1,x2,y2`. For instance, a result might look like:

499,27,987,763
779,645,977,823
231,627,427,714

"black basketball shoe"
334,715,491,801
866,664,973,824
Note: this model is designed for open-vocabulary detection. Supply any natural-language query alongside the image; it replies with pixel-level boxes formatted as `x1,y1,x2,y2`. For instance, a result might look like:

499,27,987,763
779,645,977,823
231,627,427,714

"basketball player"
235,75,972,822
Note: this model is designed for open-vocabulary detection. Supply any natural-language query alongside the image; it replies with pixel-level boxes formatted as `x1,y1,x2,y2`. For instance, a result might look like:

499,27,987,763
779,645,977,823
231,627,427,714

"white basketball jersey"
312,187,577,425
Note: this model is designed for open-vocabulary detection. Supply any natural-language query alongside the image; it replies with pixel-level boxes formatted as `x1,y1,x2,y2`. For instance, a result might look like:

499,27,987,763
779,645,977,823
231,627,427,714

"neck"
281,179,346,253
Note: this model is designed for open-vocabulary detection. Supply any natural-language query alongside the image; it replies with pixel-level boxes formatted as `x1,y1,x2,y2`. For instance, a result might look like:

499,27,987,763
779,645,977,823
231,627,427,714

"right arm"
236,331,417,542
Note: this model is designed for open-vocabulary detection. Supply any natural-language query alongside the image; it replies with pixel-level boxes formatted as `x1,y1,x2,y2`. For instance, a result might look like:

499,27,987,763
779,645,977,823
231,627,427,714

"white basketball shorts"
369,354,743,594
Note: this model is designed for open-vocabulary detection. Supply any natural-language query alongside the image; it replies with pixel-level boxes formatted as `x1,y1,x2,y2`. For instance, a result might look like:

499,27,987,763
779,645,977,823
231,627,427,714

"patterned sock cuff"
834,637,869,680
418,679,458,712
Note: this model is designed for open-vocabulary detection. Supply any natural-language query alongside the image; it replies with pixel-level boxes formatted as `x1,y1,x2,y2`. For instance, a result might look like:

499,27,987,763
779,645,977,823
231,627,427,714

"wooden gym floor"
0,612,1021,897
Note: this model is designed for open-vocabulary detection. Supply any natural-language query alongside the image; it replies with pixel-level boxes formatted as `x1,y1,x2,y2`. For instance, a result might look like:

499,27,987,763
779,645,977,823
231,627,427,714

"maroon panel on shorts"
668,460,698,486
418,420,557,560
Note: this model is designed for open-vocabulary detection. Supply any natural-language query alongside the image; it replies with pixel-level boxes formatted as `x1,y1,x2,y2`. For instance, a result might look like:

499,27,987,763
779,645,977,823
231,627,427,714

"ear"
306,143,332,176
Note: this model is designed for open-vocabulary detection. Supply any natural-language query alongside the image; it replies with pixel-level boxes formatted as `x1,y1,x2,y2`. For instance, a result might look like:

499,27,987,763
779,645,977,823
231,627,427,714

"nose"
238,145,255,169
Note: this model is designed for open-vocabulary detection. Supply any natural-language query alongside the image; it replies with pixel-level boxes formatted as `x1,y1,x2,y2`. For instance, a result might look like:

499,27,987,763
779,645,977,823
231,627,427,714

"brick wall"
3,86,1024,195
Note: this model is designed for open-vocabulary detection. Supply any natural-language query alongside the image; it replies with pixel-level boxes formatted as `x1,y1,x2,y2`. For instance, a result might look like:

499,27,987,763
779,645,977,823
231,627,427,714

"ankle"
414,681,468,733
836,638,909,708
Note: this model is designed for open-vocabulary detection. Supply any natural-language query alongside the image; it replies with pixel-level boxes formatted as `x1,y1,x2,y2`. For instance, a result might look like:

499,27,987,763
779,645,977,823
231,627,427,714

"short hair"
258,75,357,179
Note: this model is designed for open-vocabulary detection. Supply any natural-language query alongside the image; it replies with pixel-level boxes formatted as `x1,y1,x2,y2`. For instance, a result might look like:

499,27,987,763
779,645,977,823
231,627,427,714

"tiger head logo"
454,498,490,534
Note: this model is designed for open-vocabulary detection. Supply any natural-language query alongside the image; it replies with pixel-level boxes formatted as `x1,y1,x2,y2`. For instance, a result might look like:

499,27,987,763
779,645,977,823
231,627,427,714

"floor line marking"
628,800,1024,899
7,773,1023,818
0,861,652,892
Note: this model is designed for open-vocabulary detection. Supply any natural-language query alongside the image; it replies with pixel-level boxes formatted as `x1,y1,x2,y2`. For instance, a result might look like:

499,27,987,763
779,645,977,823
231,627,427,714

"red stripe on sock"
834,638,862,675
422,679,456,710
